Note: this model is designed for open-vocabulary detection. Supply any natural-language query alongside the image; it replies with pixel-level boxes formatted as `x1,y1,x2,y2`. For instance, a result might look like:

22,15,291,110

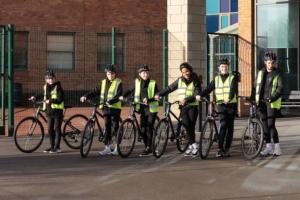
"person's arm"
156,79,179,97
84,85,101,99
250,75,257,101
270,73,283,102
200,79,215,97
50,83,64,104
123,83,135,100
229,75,238,102
107,82,123,104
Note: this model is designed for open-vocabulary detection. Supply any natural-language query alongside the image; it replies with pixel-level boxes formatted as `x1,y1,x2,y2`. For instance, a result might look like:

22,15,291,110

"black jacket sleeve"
85,85,101,99
270,73,283,102
107,82,123,105
50,82,64,105
200,79,215,97
123,82,135,100
157,79,179,97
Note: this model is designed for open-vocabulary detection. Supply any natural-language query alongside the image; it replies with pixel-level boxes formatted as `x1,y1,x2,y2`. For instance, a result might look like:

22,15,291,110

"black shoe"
140,147,152,157
43,147,51,153
223,151,231,157
216,150,224,158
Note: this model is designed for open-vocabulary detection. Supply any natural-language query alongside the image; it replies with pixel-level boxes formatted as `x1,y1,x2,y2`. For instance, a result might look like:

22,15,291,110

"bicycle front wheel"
62,114,88,149
199,119,216,159
152,118,169,158
176,123,189,153
80,120,95,158
117,119,136,158
241,118,264,160
14,117,44,153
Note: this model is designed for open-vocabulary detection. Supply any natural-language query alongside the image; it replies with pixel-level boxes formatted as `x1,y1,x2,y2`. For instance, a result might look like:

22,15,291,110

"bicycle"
80,99,122,158
239,96,264,160
152,101,189,158
199,98,221,159
14,100,88,153
116,101,160,158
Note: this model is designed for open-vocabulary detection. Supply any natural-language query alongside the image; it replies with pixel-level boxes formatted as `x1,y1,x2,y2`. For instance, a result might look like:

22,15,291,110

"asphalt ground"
0,118,300,200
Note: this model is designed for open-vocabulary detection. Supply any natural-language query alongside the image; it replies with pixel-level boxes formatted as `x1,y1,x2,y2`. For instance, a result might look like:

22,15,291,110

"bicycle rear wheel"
14,117,44,153
80,119,95,158
152,118,169,158
241,118,264,160
62,114,88,149
199,119,216,159
117,119,136,158
176,123,189,153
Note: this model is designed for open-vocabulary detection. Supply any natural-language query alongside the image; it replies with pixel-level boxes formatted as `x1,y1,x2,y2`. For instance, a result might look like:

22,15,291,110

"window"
207,0,220,14
97,33,125,72
47,33,74,70
207,15,219,32
14,31,28,70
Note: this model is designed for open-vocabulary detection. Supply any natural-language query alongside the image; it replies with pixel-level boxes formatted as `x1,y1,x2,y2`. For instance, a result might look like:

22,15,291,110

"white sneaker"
110,146,119,156
191,143,199,156
99,146,111,156
260,143,273,156
185,145,193,156
273,143,282,156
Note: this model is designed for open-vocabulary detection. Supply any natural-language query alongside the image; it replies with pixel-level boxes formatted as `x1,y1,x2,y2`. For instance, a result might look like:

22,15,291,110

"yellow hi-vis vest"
42,84,64,111
177,79,198,106
99,78,121,109
214,74,237,104
134,79,158,113
255,70,281,109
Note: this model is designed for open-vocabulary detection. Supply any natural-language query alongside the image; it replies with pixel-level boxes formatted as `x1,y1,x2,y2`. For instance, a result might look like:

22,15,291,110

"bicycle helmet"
179,62,193,72
105,64,117,73
44,69,55,78
219,58,229,65
138,64,150,73
264,51,277,61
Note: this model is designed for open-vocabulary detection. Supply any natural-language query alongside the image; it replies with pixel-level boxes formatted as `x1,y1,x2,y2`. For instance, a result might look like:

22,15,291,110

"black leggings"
103,108,121,145
47,114,63,149
258,102,279,143
180,106,198,145
218,104,236,152
140,106,157,148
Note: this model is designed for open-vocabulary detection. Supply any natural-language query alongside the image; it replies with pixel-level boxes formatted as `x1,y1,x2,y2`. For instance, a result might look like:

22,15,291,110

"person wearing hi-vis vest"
155,62,201,156
80,64,123,156
29,69,65,154
198,58,238,158
121,64,159,156
251,51,283,156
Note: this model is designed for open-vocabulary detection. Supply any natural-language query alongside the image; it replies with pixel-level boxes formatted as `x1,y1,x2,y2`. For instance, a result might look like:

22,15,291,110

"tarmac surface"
0,117,300,200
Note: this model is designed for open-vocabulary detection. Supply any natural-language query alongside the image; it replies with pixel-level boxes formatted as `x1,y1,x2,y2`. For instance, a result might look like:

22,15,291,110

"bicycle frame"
163,102,182,138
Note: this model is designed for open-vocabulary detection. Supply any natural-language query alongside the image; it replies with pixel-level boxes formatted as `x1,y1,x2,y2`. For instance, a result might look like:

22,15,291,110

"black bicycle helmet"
105,64,117,73
264,51,277,61
44,69,55,78
138,64,150,73
179,62,193,72
219,58,229,65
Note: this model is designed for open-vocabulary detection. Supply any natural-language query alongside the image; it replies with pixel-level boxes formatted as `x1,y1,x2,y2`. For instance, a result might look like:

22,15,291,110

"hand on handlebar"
154,95,161,101
28,96,36,101
80,96,87,103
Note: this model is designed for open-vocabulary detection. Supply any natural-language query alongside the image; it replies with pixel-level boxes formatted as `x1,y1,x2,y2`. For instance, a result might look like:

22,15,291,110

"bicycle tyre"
117,118,136,158
199,119,216,159
241,118,264,160
62,114,88,149
14,117,44,153
80,119,95,158
176,123,189,153
152,118,169,158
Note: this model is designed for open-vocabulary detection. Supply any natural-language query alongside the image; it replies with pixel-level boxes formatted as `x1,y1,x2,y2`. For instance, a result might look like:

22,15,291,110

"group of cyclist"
30,50,283,158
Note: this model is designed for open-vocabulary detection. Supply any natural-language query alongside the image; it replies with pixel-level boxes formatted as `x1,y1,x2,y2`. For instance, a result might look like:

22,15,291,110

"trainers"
184,145,193,156
110,146,119,156
56,148,62,153
223,150,231,157
273,143,282,156
140,147,152,157
191,143,199,156
99,146,112,156
43,148,51,153
260,143,273,156
216,150,224,157
49,149,57,154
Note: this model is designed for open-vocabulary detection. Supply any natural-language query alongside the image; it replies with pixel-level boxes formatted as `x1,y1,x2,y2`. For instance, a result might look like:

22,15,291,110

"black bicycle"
14,100,88,153
239,96,264,160
117,101,159,158
80,100,122,158
199,98,220,159
152,101,189,158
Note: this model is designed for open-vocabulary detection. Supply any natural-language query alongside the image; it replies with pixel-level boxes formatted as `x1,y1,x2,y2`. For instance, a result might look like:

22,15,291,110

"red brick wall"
0,0,167,94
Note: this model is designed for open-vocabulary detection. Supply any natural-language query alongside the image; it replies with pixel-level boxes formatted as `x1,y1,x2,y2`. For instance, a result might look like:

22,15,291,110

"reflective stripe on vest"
177,79,198,106
215,74,237,104
43,84,64,110
134,79,158,113
99,78,121,109
255,70,264,104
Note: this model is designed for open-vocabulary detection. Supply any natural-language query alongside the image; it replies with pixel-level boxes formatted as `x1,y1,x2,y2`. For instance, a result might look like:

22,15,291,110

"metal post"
7,24,14,137
162,29,168,110
111,27,116,65
0,27,5,135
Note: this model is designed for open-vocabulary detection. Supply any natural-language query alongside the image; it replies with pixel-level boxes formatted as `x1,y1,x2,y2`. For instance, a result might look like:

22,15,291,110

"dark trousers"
47,114,63,149
217,104,236,152
103,108,121,145
258,102,279,143
180,106,198,145
140,105,157,149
